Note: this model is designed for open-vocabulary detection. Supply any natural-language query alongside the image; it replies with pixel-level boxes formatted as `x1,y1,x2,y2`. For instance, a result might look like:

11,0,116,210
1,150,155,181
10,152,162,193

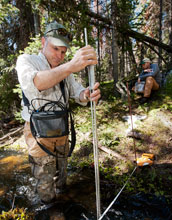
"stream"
0,149,172,220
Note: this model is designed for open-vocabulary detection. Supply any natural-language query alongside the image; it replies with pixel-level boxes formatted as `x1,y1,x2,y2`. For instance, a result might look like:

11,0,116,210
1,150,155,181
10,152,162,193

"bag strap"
22,80,66,108
60,80,66,103
68,112,76,156
22,91,30,107
59,80,76,157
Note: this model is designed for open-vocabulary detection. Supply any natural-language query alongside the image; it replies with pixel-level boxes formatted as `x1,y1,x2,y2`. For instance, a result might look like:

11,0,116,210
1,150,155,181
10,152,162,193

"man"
136,57,162,104
16,22,101,204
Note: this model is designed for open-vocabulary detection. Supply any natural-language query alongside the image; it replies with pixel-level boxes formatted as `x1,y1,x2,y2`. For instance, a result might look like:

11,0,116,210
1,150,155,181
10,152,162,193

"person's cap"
141,58,151,64
44,22,73,48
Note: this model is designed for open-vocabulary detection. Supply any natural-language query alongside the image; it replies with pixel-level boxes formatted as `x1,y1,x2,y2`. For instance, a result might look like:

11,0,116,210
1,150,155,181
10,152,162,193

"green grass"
68,79,172,198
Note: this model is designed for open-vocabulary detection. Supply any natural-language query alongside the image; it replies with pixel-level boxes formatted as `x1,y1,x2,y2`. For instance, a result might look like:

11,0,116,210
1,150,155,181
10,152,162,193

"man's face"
42,37,67,68
142,62,150,70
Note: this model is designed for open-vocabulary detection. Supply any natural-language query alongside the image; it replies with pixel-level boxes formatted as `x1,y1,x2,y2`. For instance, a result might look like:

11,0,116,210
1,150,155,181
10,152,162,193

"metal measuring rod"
84,28,101,220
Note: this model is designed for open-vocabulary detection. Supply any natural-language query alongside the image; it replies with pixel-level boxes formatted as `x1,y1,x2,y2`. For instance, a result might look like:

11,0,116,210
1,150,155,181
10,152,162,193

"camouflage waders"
29,149,68,203
24,122,69,203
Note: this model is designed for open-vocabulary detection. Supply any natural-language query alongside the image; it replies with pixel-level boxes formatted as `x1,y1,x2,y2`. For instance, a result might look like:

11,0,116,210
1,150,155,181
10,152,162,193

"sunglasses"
45,28,73,42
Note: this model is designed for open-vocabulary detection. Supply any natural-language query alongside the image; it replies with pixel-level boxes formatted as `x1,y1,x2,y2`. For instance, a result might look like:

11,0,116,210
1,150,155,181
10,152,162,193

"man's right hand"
33,45,97,91
68,45,98,73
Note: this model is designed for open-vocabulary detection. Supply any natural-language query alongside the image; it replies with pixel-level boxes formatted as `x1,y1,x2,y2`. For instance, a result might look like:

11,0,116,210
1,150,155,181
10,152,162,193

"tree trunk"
15,0,35,50
111,0,119,95
126,37,139,75
158,0,163,69
33,5,40,35
170,0,172,62
119,40,124,79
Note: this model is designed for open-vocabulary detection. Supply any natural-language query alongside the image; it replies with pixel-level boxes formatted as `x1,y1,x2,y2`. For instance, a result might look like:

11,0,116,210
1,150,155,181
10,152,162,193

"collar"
38,52,51,69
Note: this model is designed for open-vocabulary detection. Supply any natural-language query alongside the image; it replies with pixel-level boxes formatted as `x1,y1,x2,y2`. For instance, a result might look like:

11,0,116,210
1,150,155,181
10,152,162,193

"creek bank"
1,98,172,219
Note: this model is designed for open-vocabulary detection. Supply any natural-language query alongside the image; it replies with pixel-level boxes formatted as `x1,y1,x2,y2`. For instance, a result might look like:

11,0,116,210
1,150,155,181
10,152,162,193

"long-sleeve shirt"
16,52,87,122
139,63,162,85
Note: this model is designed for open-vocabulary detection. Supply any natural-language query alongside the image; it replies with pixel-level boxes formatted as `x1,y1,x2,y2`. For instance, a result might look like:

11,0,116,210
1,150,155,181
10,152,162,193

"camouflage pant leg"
55,144,69,190
29,149,68,203
29,155,56,203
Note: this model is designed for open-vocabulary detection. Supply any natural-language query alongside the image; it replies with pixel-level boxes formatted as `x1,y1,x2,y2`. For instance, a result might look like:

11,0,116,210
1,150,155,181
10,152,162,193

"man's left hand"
83,82,101,104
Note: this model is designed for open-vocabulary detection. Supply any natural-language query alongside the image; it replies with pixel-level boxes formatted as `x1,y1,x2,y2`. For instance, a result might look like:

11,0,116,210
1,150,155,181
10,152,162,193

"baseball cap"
141,58,151,64
44,22,73,48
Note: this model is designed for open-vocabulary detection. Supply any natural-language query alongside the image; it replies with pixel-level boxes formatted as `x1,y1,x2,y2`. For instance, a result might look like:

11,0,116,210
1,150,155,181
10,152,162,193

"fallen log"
98,145,131,161
0,126,24,143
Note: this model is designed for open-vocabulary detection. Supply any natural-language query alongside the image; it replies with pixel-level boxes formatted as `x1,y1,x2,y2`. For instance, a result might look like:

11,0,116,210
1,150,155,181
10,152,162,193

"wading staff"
84,28,101,219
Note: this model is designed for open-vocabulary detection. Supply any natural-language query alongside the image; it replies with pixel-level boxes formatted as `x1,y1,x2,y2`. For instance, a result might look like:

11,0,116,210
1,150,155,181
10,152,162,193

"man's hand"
80,82,101,104
68,45,98,73
144,69,152,72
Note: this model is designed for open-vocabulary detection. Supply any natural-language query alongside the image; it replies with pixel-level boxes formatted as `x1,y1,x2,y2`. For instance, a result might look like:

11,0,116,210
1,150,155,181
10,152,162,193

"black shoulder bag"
22,81,76,157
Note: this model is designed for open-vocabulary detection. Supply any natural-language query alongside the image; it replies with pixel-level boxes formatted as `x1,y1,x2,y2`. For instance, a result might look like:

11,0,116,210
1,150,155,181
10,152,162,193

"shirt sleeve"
16,54,41,102
67,74,87,106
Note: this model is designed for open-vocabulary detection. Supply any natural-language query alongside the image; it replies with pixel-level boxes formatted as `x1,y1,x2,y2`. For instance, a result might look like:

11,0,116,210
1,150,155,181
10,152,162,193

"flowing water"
0,149,172,220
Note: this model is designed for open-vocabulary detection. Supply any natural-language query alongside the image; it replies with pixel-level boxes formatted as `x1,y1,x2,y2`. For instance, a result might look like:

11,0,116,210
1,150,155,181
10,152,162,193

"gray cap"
44,22,72,48
141,58,151,64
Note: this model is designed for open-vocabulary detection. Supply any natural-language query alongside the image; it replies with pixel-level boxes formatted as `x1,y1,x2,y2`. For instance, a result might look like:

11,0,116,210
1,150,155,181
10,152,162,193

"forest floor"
70,85,172,202
0,81,172,218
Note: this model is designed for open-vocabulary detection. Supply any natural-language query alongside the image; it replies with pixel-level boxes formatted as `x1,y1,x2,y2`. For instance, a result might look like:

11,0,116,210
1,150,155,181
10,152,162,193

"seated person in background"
135,57,162,104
